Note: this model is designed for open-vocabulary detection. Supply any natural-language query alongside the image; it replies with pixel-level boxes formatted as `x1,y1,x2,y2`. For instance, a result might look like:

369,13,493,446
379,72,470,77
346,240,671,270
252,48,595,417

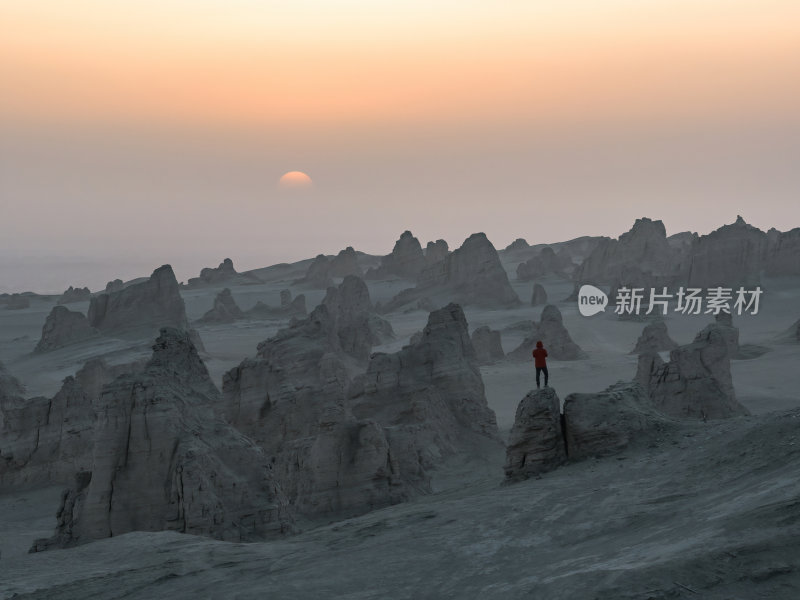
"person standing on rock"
532,340,549,388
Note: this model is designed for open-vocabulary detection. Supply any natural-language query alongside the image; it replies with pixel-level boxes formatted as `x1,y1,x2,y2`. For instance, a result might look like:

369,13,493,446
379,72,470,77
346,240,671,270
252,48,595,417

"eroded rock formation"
200,288,244,324
35,306,98,352
630,320,679,354
504,388,566,481
508,305,586,361
57,286,91,305
471,326,505,365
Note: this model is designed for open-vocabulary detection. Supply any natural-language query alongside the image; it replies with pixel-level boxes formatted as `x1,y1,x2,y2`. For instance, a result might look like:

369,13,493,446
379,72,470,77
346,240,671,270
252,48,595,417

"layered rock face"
328,246,363,278
687,216,768,288
321,275,395,360
0,359,141,490
636,323,750,419
57,286,91,305
35,306,99,352
200,288,244,324
630,320,679,354
508,305,586,361
562,382,670,461
33,329,292,551
383,233,519,310
187,258,238,287
531,283,548,306
471,326,505,365
88,265,190,335
224,303,500,518
516,247,572,281
366,231,427,280
765,227,800,276
504,388,566,481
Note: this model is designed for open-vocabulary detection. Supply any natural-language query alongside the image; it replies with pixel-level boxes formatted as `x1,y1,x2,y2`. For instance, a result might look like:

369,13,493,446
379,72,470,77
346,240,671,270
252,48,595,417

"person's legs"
543,366,549,386
535,367,542,388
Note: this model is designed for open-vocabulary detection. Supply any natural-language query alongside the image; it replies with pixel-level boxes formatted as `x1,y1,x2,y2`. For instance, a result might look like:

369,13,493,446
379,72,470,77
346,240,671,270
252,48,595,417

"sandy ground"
1,256,799,598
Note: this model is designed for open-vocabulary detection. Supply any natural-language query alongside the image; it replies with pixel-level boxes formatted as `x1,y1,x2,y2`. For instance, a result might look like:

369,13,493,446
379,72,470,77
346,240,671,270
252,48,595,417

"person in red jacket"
532,340,548,388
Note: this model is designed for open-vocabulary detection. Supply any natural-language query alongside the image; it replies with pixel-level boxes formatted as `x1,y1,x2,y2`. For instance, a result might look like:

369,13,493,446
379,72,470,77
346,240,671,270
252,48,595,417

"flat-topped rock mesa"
508,304,586,361
35,305,99,352
87,265,191,336
199,288,244,324
57,286,92,305
382,233,520,311
32,328,293,552
630,320,679,354
504,387,566,481
471,326,505,365
516,246,573,281
246,289,307,320
0,359,143,490
636,321,750,420
765,227,800,276
366,231,427,280
504,383,673,482
321,275,395,361
687,216,768,288
349,303,502,489
531,283,548,306
4,294,30,310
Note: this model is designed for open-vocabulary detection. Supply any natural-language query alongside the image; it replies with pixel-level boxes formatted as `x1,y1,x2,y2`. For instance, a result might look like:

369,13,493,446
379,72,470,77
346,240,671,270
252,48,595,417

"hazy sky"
2,1,799,292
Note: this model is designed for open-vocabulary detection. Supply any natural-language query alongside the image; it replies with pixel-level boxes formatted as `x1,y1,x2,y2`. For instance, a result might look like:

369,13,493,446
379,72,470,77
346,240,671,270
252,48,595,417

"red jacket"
532,346,547,368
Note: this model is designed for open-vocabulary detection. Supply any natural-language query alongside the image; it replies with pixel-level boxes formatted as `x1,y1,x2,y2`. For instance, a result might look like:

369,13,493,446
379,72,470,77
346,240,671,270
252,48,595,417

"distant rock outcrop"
471,326,505,365
424,239,449,266
383,233,520,311
246,291,307,320
5,294,30,310
328,246,363,278
35,306,98,352
104,279,124,293
504,388,566,481
516,247,572,281
57,286,91,305
508,305,586,361
563,382,671,461
503,238,529,253
687,216,768,288
636,323,750,420
32,329,293,551
187,258,237,287
366,231,426,280
630,320,678,354
87,265,190,336
765,227,800,276
297,254,334,288
531,283,548,306
200,288,244,324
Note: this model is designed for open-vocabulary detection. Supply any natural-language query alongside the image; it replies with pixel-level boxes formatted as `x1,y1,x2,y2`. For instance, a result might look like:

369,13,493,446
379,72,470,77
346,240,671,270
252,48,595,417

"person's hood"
536,341,543,348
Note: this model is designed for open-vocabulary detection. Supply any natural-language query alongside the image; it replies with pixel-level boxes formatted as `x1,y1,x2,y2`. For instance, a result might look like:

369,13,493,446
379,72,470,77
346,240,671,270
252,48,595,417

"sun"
279,171,313,189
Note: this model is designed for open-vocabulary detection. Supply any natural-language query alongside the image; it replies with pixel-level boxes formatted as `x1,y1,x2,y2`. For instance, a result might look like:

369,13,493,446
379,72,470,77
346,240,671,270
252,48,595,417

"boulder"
504,388,566,481
471,326,505,365
366,231,426,280
562,382,670,461
687,216,768,288
57,286,91,305
636,323,750,420
200,288,244,324
630,320,679,354
508,305,586,361
32,329,293,551
531,283,548,306
34,306,99,352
